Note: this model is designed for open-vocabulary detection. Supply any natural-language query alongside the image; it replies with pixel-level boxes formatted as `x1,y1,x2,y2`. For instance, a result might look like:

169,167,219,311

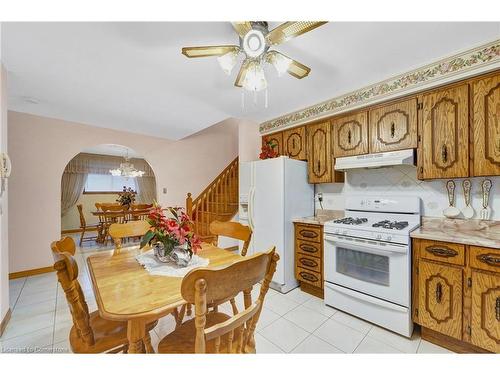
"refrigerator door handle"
248,187,255,230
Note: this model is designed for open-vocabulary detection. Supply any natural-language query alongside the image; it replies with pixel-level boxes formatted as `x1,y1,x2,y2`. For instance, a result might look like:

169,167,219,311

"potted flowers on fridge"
259,139,279,160
140,203,202,267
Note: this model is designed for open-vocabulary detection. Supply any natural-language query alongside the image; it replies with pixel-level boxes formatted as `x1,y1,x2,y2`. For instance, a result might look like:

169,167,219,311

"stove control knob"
386,235,392,241
335,229,340,234
376,234,382,240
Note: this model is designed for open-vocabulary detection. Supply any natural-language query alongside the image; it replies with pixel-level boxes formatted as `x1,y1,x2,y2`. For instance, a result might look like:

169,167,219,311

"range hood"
334,149,415,171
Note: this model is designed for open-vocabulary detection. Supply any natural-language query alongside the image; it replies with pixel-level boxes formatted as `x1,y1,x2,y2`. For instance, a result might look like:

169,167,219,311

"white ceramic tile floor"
0,238,453,354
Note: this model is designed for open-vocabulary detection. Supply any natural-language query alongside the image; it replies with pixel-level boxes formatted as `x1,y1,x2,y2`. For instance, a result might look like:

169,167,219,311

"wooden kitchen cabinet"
306,121,344,184
331,111,369,157
413,239,500,353
262,131,283,156
420,84,469,179
369,98,418,153
418,259,463,340
294,223,324,298
283,126,307,160
471,73,500,177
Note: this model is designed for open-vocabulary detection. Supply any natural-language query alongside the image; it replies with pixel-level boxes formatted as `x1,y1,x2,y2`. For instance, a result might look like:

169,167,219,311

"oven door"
324,234,410,306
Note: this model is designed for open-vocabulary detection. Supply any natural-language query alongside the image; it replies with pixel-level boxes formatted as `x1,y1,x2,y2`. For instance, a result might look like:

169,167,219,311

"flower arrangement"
140,203,202,257
259,140,279,160
116,186,136,207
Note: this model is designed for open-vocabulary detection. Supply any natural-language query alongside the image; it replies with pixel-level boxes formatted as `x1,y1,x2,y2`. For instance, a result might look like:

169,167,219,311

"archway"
60,144,156,248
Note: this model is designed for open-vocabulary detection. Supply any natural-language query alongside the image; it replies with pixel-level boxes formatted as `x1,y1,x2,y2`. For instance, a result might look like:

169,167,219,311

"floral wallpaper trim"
260,39,500,134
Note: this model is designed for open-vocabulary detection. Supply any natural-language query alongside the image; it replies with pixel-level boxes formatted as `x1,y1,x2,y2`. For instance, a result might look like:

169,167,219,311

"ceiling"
82,144,142,158
2,22,499,140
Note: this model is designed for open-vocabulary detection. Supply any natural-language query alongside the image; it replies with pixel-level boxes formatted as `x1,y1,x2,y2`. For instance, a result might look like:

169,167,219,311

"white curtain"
136,176,157,204
61,172,87,216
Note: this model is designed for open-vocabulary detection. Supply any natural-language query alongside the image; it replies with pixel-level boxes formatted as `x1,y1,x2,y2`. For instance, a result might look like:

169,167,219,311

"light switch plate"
163,187,167,194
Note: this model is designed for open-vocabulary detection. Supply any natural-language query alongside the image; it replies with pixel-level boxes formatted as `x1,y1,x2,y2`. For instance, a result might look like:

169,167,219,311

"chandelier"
109,151,145,178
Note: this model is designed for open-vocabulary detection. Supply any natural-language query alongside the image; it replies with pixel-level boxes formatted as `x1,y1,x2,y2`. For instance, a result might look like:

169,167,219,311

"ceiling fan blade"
181,45,240,58
266,21,327,45
231,22,253,38
234,59,250,87
266,51,311,79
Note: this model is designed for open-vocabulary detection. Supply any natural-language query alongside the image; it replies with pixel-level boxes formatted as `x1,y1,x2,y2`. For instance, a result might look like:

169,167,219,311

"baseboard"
61,227,98,235
420,326,490,353
0,308,12,337
9,266,54,280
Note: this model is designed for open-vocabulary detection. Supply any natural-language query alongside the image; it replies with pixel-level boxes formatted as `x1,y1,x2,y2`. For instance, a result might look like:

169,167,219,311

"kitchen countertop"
410,217,500,248
293,209,344,226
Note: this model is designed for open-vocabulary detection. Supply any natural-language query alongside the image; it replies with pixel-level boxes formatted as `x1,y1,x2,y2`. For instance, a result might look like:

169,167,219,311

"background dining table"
86,242,242,353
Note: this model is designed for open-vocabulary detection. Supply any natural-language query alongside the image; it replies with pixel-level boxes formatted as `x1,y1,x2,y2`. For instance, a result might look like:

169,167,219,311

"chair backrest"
131,203,153,210
109,220,150,251
181,247,279,353
209,220,252,256
51,237,94,346
77,204,86,228
100,204,124,211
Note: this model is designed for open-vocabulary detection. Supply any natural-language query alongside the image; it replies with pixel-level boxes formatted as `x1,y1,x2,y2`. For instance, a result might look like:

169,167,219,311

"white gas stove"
323,196,421,337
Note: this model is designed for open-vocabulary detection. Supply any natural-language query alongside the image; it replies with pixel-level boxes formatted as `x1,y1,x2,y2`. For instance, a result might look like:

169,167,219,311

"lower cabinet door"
471,271,500,352
418,260,463,340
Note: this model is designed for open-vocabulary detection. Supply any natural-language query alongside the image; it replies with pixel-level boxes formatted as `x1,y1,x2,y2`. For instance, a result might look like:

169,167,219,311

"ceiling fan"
181,21,327,92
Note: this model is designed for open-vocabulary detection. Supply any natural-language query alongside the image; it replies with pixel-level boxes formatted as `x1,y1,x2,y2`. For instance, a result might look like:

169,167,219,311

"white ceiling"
2,22,499,140
81,144,142,158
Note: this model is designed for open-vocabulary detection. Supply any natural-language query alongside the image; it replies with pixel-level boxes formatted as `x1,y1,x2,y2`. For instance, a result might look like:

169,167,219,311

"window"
84,174,137,193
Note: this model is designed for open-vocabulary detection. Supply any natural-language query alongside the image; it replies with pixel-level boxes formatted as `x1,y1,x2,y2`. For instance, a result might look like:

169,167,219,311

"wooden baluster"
227,329,234,353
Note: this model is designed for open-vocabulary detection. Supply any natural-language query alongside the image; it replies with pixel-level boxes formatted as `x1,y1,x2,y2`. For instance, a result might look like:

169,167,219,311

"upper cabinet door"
307,121,332,184
471,74,500,177
262,131,283,156
369,98,418,153
421,84,469,179
332,111,368,157
283,126,307,160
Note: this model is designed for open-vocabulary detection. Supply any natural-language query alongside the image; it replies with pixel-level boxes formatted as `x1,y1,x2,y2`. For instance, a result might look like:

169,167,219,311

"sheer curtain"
136,176,157,204
61,172,87,216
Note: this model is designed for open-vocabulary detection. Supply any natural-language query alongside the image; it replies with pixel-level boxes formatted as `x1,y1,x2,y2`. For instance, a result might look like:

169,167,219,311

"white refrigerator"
239,156,314,293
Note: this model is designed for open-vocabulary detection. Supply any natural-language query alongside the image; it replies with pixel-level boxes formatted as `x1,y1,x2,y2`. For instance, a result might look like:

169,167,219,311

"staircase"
186,157,239,243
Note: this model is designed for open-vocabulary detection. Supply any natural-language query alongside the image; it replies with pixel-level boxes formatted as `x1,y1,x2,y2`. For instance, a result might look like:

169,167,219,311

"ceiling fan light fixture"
242,61,267,92
271,53,292,76
217,50,239,75
242,30,266,58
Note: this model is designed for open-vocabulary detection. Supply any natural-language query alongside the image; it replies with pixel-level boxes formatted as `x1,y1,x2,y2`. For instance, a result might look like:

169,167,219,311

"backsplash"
315,165,500,221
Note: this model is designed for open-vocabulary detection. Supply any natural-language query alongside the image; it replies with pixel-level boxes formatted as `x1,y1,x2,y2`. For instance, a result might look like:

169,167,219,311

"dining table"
86,242,242,353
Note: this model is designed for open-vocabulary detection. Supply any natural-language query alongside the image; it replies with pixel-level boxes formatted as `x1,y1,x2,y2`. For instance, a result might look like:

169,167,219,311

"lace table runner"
135,249,209,277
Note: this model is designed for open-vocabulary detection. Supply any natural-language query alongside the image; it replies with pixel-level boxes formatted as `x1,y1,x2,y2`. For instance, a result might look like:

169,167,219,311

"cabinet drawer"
296,224,321,243
419,239,465,266
296,253,321,273
469,246,500,273
296,239,322,258
296,268,322,289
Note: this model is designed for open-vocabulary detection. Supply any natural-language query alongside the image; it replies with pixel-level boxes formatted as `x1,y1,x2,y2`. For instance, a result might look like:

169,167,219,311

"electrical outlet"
162,187,167,194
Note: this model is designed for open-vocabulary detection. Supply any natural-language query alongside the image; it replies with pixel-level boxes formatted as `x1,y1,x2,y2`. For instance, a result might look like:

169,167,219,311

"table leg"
127,319,146,354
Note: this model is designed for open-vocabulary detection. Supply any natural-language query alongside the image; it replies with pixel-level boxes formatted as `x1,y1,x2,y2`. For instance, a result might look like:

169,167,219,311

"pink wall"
8,111,238,273
0,63,9,322
238,118,261,162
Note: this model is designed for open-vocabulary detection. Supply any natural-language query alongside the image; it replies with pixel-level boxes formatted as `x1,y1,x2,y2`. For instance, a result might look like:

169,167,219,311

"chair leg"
143,333,155,354
79,228,85,246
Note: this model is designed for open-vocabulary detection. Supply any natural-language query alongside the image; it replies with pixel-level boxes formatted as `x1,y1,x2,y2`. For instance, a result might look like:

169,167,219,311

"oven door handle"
324,235,408,255
327,283,408,313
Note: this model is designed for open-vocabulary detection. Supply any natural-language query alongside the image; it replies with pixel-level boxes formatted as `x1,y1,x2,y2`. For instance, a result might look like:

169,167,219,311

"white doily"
135,250,210,277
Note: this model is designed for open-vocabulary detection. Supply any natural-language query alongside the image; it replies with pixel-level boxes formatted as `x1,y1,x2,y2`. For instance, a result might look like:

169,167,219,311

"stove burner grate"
372,220,409,230
333,217,368,225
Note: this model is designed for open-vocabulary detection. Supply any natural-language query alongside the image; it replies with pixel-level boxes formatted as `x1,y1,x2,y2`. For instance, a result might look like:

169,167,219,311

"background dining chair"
209,220,252,256
109,220,150,252
157,247,279,354
99,204,127,245
51,237,157,353
76,204,100,246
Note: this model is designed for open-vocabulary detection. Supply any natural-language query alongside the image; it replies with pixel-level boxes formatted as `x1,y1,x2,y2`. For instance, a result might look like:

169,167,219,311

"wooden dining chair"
157,247,279,354
109,220,150,252
51,237,157,353
77,204,100,246
99,205,127,245
209,220,252,256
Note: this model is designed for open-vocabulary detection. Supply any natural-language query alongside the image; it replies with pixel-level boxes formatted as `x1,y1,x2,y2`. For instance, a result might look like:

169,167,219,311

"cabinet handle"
497,139,500,153
390,122,395,138
435,282,443,303
292,138,296,149
425,246,458,258
496,298,500,322
316,160,321,172
441,144,448,164
347,130,352,144
477,253,500,267
300,244,317,253
300,272,318,282
300,258,318,268
300,230,317,239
